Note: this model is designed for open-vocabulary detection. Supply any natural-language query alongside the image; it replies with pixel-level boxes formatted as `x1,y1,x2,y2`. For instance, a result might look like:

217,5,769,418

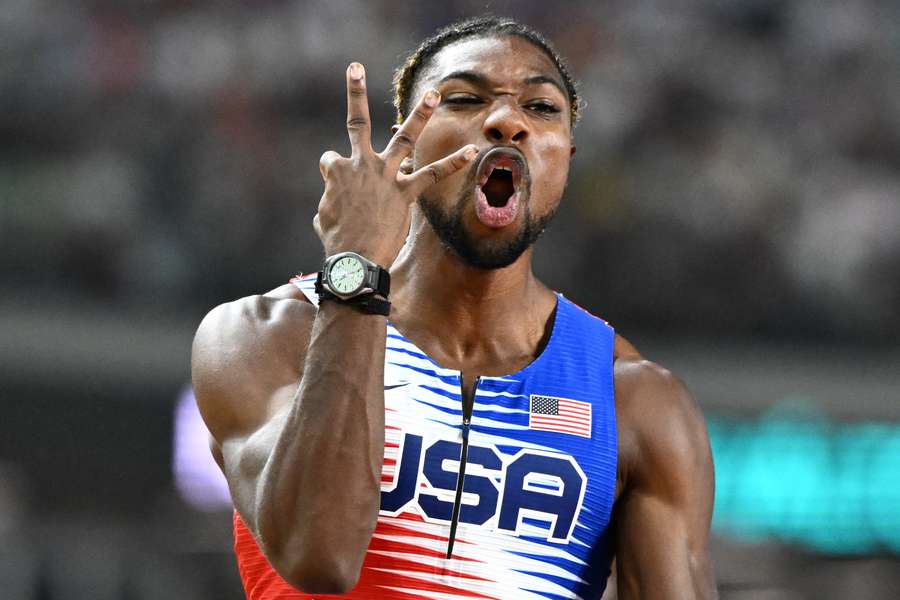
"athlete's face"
410,35,574,269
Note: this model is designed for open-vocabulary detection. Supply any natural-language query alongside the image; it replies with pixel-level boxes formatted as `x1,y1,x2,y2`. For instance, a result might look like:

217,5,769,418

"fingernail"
349,63,364,81
463,145,478,161
424,89,440,107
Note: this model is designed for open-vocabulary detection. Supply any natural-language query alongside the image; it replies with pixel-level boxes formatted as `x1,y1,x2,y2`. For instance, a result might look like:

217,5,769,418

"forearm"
255,301,386,590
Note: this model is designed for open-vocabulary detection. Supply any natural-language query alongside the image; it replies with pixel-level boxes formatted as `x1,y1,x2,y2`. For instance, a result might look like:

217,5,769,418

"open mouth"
473,148,528,228
481,165,515,207
477,149,524,206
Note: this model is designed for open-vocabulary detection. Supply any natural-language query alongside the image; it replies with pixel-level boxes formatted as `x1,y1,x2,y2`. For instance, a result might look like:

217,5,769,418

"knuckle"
348,86,367,98
321,156,349,178
317,202,334,222
425,165,441,185
346,117,369,130
320,150,343,164
393,134,414,150
411,109,429,122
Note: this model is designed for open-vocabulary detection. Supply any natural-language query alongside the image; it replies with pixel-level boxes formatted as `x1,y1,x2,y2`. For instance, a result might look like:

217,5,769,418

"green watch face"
329,256,366,295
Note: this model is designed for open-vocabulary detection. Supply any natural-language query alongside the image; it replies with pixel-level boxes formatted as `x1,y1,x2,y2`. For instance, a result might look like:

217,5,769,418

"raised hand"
314,62,478,267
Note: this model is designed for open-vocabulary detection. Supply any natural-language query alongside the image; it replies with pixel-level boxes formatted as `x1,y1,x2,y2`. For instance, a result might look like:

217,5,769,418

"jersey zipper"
446,374,480,558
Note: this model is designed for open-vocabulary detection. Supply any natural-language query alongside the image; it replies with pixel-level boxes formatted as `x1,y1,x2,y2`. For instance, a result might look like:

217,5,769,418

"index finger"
345,62,372,156
382,88,441,170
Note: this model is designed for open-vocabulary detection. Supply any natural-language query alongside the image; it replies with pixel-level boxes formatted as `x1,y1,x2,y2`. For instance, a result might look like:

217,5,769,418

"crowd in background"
3,0,898,342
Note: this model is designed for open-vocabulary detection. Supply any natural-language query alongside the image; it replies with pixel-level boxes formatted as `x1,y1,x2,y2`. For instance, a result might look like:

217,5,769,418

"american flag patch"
529,394,592,438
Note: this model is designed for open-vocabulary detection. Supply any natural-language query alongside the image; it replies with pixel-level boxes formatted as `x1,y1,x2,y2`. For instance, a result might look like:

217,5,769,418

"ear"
399,157,414,175
391,124,400,135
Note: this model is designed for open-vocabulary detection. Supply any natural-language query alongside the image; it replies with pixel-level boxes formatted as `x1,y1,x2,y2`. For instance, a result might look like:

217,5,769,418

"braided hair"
392,16,581,128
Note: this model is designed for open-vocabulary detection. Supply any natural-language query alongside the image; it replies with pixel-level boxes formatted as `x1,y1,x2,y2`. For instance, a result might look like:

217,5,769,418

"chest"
378,329,617,551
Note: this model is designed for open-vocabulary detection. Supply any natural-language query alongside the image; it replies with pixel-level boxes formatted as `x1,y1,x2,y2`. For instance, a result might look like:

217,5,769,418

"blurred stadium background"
1,0,898,598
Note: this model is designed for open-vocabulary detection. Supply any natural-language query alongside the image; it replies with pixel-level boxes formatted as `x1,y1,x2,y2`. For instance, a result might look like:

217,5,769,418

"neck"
388,211,555,372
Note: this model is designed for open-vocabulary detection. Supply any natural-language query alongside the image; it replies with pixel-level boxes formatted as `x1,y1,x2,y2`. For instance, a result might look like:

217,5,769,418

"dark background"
2,1,898,598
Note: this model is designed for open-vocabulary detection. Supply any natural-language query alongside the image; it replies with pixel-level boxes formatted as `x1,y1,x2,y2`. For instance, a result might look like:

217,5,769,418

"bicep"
613,365,716,599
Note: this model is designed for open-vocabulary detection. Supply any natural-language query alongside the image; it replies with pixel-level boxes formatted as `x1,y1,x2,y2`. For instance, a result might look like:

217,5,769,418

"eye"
443,94,483,106
525,100,561,114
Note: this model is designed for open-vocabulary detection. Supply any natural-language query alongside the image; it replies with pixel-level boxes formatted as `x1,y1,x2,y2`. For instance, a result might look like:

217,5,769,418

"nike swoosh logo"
384,383,409,390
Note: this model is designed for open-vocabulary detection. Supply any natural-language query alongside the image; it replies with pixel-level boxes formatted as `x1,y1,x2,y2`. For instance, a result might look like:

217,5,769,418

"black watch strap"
350,294,391,316
316,290,391,316
373,265,391,298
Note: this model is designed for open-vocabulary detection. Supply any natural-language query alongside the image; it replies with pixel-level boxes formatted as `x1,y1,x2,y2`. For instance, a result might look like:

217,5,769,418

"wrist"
317,291,391,316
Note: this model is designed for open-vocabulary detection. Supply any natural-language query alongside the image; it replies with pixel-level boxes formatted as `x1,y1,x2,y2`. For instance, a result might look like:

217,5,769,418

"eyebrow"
437,70,567,99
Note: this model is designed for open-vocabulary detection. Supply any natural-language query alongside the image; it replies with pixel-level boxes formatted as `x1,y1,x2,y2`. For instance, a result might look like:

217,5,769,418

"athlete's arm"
192,284,388,594
191,63,476,594
611,352,717,599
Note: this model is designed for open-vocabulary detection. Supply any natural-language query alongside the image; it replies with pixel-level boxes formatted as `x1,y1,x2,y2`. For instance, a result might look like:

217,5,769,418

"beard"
417,187,558,270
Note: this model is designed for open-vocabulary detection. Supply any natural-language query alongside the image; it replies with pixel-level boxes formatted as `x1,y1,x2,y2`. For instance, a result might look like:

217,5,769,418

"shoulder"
191,283,317,444
192,283,315,367
613,335,712,493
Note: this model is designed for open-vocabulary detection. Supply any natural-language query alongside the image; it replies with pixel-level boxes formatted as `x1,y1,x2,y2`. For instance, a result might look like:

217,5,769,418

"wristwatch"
315,251,391,315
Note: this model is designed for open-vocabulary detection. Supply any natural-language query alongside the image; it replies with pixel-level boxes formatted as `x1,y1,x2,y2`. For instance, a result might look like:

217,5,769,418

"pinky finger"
406,144,479,197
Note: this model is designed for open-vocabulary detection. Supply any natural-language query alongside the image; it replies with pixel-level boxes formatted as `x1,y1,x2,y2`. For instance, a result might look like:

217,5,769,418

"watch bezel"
323,252,372,299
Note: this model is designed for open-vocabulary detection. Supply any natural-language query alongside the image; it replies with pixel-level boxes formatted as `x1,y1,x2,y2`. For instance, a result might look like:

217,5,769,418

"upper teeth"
496,166,512,172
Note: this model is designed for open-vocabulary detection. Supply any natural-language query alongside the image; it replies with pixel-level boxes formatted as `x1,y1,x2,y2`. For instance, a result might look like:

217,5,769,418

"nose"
483,100,529,144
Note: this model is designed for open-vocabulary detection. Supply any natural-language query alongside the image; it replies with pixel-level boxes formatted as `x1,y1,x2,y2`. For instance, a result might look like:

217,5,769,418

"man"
192,17,717,599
